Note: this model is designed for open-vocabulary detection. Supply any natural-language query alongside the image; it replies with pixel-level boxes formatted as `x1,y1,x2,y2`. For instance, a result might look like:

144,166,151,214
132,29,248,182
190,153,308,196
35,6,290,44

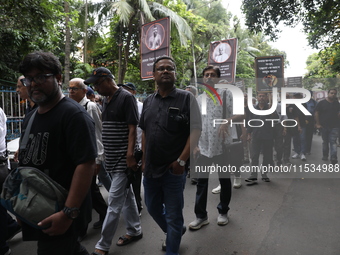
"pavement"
8,134,340,255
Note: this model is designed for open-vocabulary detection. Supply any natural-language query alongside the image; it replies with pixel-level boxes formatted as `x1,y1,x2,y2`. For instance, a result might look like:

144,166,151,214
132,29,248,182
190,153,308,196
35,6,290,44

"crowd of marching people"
1,50,339,255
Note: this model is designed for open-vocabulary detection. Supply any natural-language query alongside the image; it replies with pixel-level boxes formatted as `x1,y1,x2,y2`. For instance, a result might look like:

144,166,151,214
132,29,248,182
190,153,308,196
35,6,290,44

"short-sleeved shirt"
19,97,97,190
315,99,340,128
139,88,202,178
102,87,139,173
18,97,97,240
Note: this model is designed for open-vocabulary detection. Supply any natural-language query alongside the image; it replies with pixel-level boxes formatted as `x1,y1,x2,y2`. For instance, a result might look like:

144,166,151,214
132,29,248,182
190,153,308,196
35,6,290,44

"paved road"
8,134,340,255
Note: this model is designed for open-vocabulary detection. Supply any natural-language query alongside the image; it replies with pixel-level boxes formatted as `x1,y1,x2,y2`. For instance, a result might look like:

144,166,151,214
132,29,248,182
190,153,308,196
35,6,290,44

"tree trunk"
118,14,136,84
118,23,123,84
84,0,88,65
64,1,71,87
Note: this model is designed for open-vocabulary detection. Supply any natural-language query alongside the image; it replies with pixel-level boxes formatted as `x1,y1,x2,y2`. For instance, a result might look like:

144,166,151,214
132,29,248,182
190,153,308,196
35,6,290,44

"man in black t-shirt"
18,51,97,255
315,89,340,164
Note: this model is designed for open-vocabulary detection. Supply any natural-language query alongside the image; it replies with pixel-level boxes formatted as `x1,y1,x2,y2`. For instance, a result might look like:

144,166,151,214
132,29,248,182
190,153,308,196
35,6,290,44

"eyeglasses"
204,73,217,78
155,67,175,72
21,73,54,87
68,87,82,91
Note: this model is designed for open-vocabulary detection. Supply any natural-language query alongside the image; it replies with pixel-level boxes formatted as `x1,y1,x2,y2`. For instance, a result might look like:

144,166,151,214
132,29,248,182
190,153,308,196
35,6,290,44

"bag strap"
20,109,38,150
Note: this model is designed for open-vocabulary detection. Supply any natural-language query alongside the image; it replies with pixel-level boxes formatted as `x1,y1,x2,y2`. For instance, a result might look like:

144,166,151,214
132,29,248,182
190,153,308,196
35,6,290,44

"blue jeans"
321,127,339,160
143,169,186,255
293,127,306,155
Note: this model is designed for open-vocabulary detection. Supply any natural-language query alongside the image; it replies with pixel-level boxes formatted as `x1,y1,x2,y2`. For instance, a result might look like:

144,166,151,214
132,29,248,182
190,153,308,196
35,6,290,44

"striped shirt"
102,87,138,173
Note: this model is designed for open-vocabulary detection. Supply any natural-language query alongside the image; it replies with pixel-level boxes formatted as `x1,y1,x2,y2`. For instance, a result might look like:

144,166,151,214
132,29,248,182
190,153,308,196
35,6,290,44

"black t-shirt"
19,97,97,189
139,88,202,178
19,97,97,240
315,99,340,128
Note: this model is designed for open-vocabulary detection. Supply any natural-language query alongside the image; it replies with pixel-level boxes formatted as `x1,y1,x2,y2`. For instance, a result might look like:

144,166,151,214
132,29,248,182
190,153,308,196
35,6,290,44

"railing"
0,85,26,141
0,83,150,141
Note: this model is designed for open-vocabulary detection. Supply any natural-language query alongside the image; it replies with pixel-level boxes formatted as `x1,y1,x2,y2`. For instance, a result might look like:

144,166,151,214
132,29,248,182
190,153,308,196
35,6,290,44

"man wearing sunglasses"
17,51,97,255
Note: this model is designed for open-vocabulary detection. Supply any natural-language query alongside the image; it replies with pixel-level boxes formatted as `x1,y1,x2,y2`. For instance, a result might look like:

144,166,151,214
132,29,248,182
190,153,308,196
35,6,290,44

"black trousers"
91,175,108,222
194,154,232,219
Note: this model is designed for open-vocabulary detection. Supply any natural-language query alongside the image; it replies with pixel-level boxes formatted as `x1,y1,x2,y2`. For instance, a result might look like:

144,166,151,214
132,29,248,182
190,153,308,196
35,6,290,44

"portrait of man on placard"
213,43,231,63
146,24,165,50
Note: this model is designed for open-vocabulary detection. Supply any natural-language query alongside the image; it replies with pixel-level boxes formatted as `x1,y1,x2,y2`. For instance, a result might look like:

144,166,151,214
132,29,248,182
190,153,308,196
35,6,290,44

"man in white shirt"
68,78,108,235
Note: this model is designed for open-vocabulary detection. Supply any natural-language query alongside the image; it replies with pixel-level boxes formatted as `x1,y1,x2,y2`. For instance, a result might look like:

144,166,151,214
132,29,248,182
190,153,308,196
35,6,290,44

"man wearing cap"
120,82,144,215
84,68,142,255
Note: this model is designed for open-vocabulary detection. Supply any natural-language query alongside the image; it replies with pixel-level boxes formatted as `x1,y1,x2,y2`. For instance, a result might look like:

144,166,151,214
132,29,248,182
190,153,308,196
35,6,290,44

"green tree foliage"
304,50,340,90
0,0,64,83
0,0,288,94
242,0,340,49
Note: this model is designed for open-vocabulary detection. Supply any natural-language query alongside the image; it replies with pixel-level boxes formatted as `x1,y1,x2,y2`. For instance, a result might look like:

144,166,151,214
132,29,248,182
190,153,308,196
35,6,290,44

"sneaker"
212,184,221,194
188,217,209,230
331,159,338,165
162,226,187,251
245,176,257,184
300,154,306,161
217,214,229,226
261,173,270,182
291,152,300,159
233,177,242,189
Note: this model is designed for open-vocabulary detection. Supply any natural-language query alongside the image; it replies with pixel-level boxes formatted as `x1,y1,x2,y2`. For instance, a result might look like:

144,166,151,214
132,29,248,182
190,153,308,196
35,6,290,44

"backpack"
0,166,68,229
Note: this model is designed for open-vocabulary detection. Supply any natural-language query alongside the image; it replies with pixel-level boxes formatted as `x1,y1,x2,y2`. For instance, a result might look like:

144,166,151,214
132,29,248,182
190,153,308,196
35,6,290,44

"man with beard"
18,51,97,255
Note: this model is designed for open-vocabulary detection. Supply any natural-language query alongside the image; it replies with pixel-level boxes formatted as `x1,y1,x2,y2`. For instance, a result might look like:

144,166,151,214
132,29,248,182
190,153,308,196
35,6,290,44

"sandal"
116,233,143,246
91,249,108,255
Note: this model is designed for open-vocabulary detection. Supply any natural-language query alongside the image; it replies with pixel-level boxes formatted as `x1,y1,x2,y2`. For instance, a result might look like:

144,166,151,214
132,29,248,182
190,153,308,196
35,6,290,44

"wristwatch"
177,158,186,167
63,207,80,220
